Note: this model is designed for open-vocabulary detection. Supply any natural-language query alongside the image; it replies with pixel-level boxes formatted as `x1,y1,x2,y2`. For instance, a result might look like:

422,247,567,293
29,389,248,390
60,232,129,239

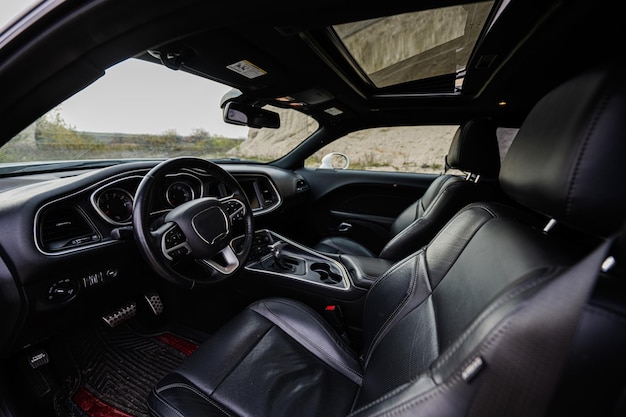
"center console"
245,229,352,292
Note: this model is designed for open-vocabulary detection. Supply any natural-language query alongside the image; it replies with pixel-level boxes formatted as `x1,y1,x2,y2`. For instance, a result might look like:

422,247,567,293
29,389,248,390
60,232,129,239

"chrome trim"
198,245,240,275
159,223,192,261
93,187,135,226
245,229,351,291
241,174,283,216
90,175,143,225
165,171,205,205
34,167,280,256
35,169,150,256
165,181,196,207
34,203,111,256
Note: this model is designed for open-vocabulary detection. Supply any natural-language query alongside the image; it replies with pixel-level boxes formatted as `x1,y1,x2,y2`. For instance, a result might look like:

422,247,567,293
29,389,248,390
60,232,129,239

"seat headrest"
446,118,500,177
500,63,626,236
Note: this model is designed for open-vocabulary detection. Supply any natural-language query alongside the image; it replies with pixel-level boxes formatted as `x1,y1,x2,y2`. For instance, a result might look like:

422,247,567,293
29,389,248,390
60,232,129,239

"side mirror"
223,102,280,129
319,152,350,170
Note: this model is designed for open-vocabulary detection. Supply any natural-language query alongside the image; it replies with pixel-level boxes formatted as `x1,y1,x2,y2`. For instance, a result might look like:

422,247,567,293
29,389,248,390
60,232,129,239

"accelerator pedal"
143,291,164,316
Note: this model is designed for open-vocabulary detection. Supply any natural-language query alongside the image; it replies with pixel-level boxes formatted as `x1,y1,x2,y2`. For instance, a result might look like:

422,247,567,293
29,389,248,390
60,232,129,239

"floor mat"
61,324,205,417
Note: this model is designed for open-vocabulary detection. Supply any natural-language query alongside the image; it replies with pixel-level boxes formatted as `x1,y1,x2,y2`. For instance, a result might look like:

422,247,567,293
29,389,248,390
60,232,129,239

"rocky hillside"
233,108,458,173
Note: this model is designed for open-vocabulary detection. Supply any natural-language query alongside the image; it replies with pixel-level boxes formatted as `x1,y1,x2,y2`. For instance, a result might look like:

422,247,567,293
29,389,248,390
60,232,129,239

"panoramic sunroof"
333,1,495,89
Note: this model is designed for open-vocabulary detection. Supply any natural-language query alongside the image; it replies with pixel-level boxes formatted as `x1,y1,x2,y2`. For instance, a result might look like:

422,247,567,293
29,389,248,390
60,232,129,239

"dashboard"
0,160,310,355
35,167,284,255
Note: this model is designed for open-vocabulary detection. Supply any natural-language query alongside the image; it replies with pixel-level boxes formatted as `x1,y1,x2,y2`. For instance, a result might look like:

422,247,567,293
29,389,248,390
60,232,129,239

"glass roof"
333,1,495,89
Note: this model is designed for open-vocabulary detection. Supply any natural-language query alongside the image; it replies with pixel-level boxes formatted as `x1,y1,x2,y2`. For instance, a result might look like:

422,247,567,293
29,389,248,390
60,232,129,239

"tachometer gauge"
97,188,134,223
166,181,195,207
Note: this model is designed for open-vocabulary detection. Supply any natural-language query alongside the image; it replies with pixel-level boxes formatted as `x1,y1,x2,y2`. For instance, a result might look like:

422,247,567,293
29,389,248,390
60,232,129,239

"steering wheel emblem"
192,206,229,245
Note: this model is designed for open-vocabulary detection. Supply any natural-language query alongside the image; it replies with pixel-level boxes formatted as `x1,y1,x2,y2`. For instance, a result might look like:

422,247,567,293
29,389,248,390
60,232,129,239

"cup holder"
310,262,342,284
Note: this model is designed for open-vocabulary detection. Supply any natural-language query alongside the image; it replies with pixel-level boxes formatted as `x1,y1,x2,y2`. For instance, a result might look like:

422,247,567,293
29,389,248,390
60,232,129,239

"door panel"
296,168,437,254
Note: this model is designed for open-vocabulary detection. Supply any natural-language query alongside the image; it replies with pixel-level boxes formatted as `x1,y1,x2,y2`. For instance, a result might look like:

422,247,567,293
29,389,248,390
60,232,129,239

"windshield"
0,58,317,166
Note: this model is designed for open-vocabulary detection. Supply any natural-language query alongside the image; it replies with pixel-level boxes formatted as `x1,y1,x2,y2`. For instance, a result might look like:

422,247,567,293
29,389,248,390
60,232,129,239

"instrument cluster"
91,172,204,225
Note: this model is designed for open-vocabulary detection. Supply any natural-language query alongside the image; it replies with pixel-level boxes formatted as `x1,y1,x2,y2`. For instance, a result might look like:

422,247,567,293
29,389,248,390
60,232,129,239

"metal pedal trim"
144,292,164,315
102,301,137,327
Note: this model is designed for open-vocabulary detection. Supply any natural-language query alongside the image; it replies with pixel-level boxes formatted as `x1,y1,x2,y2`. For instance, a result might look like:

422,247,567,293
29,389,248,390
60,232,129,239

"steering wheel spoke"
133,157,254,287
220,195,247,223
153,222,192,261
196,244,240,275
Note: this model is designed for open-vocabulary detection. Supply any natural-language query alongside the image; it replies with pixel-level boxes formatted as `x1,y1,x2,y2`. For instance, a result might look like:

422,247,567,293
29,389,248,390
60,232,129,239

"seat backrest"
352,63,626,416
378,118,501,260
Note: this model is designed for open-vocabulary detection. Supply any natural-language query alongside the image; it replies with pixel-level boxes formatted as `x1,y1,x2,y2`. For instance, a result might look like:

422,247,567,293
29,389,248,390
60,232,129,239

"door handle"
338,222,352,232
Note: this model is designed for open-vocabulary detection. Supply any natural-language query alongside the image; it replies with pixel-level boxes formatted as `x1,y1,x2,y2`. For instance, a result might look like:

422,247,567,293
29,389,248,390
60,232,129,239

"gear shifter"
269,241,288,259
266,240,301,272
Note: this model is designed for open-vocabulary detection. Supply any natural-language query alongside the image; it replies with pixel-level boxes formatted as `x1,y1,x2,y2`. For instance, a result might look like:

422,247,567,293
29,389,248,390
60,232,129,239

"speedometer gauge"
166,181,195,207
97,188,134,223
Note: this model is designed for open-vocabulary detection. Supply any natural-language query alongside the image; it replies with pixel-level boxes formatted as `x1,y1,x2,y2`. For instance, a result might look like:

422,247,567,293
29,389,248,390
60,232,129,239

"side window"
304,125,459,173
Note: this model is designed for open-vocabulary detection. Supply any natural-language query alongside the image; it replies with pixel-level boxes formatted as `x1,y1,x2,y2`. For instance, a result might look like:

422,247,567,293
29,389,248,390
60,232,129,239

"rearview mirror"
223,102,280,129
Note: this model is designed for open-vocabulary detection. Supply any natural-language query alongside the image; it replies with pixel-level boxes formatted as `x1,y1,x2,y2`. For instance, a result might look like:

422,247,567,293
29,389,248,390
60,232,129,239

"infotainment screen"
240,179,260,210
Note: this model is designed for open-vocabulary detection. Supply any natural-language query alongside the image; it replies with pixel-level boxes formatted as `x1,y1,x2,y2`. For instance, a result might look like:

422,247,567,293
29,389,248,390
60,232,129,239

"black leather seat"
147,65,626,417
314,117,502,261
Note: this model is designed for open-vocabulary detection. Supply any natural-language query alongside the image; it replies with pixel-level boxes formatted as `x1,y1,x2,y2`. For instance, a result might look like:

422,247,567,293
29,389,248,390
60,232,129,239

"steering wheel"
132,157,254,288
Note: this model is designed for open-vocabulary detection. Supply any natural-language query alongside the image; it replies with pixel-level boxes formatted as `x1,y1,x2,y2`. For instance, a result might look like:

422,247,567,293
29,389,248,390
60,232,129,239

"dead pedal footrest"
102,301,137,327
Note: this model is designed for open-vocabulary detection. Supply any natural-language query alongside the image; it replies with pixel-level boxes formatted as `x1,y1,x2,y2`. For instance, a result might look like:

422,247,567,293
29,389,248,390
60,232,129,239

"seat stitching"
149,394,185,417
368,253,418,293
385,179,470,252
254,299,364,383
355,269,561,415
565,85,610,217
208,324,273,395
260,305,363,383
347,376,437,416
434,269,555,366
364,254,422,365
349,320,516,417
258,299,353,357
420,204,498,256
156,382,235,417
259,299,363,380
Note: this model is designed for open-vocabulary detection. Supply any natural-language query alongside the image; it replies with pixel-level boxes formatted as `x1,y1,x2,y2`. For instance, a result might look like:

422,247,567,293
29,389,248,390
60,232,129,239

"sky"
0,0,248,138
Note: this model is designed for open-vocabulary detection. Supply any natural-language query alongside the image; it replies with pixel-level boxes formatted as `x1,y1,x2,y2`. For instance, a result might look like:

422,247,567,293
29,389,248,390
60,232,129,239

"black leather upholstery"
500,65,626,236
446,117,501,176
149,299,360,417
148,65,626,417
314,117,502,261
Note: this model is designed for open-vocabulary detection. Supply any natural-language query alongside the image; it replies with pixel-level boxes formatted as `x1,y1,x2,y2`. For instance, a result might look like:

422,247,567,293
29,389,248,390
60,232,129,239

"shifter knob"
269,241,288,259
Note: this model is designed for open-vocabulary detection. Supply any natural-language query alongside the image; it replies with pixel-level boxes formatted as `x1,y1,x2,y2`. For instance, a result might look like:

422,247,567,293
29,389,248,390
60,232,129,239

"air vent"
39,206,100,252
295,178,310,193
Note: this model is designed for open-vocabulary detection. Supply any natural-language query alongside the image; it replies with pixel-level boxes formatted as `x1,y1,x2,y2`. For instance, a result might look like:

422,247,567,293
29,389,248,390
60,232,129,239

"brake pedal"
143,291,164,316
102,301,137,327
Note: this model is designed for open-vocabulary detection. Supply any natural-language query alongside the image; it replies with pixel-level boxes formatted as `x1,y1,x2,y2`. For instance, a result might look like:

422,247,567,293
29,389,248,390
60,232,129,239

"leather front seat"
147,64,626,417
314,117,502,261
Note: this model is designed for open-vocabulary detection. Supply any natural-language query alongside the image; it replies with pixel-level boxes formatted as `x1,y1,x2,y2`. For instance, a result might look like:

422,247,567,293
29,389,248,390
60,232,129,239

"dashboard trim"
240,173,283,215
31,165,288,257
34,200,113,256
90,175,143,226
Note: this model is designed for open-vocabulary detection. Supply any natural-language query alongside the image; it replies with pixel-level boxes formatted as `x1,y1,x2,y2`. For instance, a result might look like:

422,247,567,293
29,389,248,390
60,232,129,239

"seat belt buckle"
324,304,345,333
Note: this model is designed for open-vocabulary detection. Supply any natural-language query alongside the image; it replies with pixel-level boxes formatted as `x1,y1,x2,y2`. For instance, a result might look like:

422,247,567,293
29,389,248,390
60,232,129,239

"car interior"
0,0,625,417
313,117,503,261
